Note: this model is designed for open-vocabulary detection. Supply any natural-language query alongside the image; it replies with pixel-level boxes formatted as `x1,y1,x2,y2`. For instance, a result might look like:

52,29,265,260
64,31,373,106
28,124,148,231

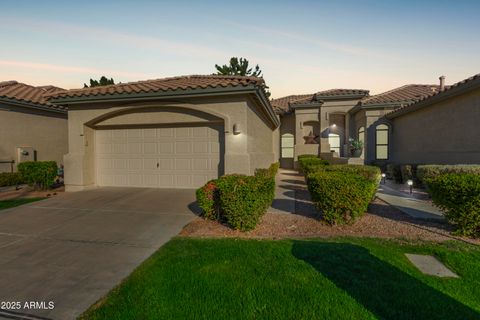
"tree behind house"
84,76,115,88
215,57,262,77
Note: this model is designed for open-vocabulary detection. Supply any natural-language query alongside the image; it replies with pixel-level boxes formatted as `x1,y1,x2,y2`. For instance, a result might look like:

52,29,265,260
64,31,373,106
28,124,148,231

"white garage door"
95,126,222,188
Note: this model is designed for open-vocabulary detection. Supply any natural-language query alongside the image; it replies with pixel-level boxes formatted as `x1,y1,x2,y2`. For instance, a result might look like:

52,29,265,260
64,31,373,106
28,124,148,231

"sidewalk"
269,169,317,216
377,181,445,221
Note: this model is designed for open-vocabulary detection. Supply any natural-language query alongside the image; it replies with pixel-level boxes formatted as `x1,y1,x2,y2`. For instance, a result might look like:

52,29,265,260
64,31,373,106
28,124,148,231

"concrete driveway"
0,187,197,320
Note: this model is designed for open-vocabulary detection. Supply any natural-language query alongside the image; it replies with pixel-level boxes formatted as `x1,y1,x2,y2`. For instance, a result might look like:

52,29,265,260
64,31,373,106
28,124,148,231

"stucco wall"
0,105,68,172
64,94,276,190
390,88,480,164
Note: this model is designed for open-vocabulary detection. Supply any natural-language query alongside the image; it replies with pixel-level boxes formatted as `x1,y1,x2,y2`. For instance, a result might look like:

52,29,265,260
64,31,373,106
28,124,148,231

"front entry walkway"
377,182,444,221
269,169,317,216
0,187,196,319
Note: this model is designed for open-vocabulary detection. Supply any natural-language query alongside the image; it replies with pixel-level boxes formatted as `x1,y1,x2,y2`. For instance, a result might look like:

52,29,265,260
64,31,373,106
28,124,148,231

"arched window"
328,133,340,155
281,133,294,158
375,124,389,160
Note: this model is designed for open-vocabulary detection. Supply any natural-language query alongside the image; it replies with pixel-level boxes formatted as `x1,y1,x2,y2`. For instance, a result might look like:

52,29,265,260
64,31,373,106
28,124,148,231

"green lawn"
82,237,480,320
0,197,44,210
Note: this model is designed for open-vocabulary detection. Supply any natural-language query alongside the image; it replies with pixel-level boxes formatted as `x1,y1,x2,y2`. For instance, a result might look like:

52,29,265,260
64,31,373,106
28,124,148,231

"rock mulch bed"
0,185,64,201
180,198,479,245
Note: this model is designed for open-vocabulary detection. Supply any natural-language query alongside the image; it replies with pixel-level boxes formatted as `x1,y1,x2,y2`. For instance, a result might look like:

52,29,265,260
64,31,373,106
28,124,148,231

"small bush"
298,157,329,174
417,164,480,185
425,173,480,238
307,171,377,225
400,164,413,183
217,175,269,231
297,154,318,160
386,164,395,180
195,162,278,231
195,180,218,220
17,161,57,190
0,172,24,187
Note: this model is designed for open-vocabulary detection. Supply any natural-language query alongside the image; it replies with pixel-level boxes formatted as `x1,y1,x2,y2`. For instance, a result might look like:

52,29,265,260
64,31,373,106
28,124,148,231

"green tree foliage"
84,76,115,88
215,57,263,77
215,57,270,97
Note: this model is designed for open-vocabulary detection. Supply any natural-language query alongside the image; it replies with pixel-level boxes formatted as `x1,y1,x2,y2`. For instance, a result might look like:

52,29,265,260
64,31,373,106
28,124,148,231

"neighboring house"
272,78,450,168
0,81,68,172
384,73,480,164
47,75,279,191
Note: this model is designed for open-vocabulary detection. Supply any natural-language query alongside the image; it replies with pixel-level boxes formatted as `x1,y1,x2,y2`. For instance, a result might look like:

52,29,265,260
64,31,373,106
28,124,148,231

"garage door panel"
143,143,157,154
128,159,142,170
96,125,222,188
159,159,174,170
157,128,174,137
175,141,192,153
158,142,174,154
175,159,191,170
193,142,209,153
175,127,190,138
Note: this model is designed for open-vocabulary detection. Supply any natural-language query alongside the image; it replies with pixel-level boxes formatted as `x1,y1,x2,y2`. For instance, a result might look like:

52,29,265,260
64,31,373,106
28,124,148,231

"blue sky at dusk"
1,0,479,98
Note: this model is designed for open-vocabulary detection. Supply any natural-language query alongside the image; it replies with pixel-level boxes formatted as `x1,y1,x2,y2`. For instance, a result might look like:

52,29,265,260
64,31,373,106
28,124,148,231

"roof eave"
49,84,280,128
0,97,67,115
386,78,480,120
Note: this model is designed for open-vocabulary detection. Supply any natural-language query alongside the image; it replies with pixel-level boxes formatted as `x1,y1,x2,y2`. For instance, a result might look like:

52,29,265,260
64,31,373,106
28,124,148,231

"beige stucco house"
47,75,279,191
0,81,68,172
272,77,454,168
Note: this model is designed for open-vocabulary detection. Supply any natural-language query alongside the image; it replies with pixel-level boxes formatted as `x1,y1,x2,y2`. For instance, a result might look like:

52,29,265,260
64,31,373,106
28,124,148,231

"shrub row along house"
0,73,478,191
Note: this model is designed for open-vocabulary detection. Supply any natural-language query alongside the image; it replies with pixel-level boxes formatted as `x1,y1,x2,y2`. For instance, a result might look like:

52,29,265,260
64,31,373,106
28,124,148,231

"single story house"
47,75,279,191
0,81,68,172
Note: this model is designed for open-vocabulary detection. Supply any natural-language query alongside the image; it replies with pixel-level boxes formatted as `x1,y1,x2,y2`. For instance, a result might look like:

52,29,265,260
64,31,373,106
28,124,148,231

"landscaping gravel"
180,198,479,245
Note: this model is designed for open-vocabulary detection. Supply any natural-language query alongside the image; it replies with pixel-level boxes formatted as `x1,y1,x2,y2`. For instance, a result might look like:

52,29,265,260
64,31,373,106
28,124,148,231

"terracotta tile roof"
47,75,267,100
0,81,66,112
386,73,480,118
315,88,369,97
361,84,447,106
270,94,314,113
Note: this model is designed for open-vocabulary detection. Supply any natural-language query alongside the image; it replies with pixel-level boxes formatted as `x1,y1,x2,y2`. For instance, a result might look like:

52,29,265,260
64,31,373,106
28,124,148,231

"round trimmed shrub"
307,171,377,225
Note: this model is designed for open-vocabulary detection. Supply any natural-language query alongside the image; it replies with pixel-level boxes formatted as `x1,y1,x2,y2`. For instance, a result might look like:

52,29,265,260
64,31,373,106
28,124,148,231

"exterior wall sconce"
233,123,241,135
331,123,337,128
381,173,386,184
407,179,413,194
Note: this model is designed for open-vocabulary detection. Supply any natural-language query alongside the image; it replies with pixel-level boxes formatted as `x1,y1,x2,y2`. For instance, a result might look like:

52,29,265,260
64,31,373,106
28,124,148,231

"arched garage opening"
88,106,225,189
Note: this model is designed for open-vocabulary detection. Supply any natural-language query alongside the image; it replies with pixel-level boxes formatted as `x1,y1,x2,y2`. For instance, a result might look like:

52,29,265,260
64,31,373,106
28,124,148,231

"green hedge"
0,172,24,187
17,161,57,190
417,164,480,185
307,171,377,224
298,156,329,174
195,162,278,231
425,173,480,238
315,164,381,184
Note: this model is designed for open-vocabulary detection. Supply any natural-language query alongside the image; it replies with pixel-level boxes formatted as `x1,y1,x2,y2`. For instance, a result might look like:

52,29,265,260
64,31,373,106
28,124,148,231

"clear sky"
1,0,479,98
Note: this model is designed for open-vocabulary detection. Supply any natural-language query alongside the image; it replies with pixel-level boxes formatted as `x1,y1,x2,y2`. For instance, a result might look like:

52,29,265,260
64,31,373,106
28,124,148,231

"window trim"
375,124,389,160
328,133,341,155
281,133,294,158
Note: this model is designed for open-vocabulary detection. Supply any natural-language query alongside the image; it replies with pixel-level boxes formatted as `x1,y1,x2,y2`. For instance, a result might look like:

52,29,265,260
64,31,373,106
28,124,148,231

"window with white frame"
281,133,294,158
328,133,340,154
376,124,389,160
